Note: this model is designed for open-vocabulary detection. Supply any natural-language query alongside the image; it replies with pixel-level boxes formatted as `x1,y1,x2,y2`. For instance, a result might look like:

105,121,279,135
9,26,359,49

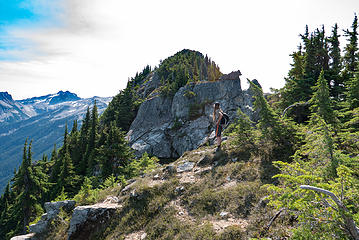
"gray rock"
220,211,229,218
67,203,119,240
141,232,147,240
175,186,185,194
29,200,76,234
121,180,137,194
103,196,119,204
177,161,195,173
44,200,76,218
127,77,255,159
10,233,36,240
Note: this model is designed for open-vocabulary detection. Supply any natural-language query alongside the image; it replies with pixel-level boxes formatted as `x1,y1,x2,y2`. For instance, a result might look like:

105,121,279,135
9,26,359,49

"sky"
0,0,358,100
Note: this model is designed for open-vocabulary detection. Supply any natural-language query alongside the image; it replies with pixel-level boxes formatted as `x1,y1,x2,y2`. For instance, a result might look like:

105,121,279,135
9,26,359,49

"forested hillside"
1,15,359,239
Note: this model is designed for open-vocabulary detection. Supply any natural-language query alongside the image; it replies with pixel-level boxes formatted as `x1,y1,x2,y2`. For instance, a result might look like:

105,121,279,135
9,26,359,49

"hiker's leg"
216,125,222,146
216,136,221,146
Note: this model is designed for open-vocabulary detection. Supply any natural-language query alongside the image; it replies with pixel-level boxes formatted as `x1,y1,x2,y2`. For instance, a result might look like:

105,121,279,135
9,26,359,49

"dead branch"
282,101,309,117
300,185,359,240
260,208,285,236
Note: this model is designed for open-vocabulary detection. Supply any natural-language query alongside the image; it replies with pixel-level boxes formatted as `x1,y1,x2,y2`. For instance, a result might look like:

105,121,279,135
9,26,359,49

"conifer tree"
280,46,306,109
69,120,81,170
346,67,359,110
309,69,337,125
85,101,99,176
327,23,343,99
58,150,79,196
98,121,133,179
0,183,13,239
11,140,48,234
342,15,359,86
79,107,91,175
249,80,297,160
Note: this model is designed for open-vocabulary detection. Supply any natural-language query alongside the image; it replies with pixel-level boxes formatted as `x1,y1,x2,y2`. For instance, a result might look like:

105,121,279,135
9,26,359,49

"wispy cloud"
0,0,357,99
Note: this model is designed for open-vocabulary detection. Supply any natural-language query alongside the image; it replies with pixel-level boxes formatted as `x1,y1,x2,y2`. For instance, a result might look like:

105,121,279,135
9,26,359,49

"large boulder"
128,74,255,159
67,203,120,240
29,200,76,234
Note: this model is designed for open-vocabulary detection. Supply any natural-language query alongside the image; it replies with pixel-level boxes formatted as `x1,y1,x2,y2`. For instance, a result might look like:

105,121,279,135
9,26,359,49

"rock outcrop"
29,200,76,234
67,203,120,240
128,72,255,159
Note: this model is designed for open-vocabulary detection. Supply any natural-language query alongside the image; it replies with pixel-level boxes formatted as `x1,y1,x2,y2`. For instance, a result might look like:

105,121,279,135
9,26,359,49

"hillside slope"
20,137,291,240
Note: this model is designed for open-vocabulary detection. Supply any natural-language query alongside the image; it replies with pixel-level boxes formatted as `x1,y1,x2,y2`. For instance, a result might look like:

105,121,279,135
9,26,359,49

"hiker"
213,102,230,150
213,102,223,149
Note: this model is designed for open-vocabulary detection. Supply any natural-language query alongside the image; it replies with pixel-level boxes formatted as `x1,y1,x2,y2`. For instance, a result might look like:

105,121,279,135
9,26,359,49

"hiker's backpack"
220,112,230,126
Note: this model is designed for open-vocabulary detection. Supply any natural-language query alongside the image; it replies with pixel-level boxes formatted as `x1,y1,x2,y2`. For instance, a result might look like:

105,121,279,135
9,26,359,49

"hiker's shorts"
216,124,222,137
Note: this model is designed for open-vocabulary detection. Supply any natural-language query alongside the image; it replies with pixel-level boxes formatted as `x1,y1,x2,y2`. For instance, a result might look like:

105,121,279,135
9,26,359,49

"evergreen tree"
11,140,48,234
342,14,359,85
327,23,343,99
79,107,91,175
280,45,306,111
249,80,297,161
309,69,337,125
69,120,81,170
98,122,133,179
346,67,359,110
0,183,13,239
85,101,100,176
58,150,79,197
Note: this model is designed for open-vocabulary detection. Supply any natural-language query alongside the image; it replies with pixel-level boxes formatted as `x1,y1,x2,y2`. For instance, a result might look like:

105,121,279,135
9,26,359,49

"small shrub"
183,90,196,98
73,177,99,205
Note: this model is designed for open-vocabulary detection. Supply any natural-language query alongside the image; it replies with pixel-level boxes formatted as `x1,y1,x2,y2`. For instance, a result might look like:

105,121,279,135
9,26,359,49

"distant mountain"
0,91,112,191
0,92,37,123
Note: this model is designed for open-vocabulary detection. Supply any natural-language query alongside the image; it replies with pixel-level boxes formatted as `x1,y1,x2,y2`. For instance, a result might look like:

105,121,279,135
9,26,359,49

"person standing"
213,102,223,150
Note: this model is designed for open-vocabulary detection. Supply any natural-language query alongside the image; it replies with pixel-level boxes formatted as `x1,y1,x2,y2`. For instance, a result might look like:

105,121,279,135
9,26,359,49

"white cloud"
0,0,358,99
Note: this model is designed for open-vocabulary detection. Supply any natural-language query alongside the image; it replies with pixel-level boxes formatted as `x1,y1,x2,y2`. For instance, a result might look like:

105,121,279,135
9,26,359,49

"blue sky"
0,0,35,24
0,0,358,99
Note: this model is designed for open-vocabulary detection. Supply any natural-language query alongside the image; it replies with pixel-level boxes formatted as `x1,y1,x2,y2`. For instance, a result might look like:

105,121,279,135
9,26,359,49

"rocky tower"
127,71,255,159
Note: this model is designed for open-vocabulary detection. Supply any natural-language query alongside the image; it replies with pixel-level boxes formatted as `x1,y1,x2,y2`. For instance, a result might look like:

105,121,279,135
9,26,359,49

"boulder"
177,161,195,173
67,203,120,240
29,200,76,234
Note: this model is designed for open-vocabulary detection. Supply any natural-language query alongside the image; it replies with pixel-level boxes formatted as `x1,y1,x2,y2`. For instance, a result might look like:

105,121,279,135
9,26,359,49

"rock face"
128,74,255,159
29,200,76,234
67,203,120,240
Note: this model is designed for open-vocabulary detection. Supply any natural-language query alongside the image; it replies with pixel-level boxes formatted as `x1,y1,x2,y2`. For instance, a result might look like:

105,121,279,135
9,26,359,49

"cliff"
127,70,255,159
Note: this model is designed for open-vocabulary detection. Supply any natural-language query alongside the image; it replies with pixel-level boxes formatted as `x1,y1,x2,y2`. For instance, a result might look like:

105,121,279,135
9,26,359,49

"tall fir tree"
11,140,48,234
327,23,343,99
69,120,81,171
346,64,359,110
309,69,337,125
79,107,91,175
342,14,359,87
98,121,133,179
85,101,99,176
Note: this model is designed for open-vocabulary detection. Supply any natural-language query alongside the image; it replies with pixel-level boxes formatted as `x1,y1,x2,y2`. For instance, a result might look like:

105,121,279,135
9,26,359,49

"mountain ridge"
0,91,112,192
